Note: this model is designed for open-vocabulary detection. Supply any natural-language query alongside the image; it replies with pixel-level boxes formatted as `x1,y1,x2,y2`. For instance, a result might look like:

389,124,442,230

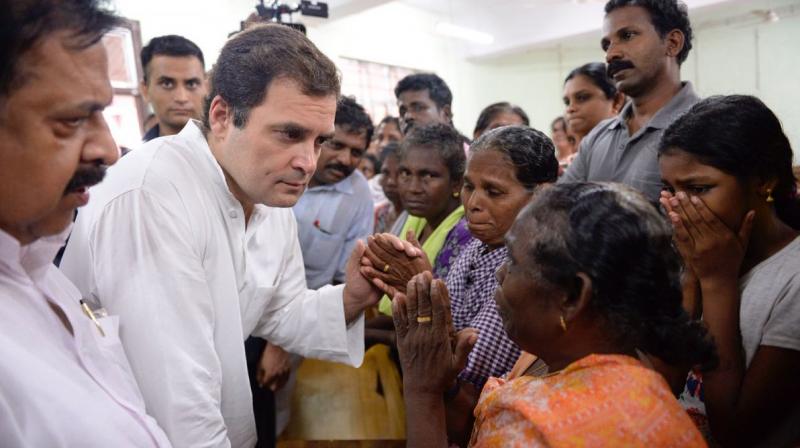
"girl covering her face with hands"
659,95,800,446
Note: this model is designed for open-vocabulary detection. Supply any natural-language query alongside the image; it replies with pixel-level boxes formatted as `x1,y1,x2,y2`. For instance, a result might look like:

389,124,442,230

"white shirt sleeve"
83,189,230,448
251,217,365,367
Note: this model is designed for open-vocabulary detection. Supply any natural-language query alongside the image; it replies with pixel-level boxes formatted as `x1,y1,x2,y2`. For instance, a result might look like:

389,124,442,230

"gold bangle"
416,315,432,323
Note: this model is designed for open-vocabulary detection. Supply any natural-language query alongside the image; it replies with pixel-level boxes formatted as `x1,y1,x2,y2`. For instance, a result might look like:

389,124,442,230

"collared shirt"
560,82,700,201
367,174,387,205
60,121,365,448
293,170,373,289
0,227,171,447
447,240,519,388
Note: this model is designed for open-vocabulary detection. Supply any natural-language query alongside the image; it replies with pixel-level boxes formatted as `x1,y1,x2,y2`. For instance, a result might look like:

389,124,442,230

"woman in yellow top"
366,123,472,347
375,123,473,315
392,182,716,447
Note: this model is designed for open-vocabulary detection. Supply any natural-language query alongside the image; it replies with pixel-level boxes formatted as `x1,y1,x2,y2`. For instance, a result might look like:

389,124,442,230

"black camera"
251,1,329,34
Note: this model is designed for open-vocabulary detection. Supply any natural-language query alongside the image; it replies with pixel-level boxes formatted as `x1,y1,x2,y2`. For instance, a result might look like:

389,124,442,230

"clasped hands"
358,234,478,393
660,190,754,282
359,231,432,297
392,271,478,395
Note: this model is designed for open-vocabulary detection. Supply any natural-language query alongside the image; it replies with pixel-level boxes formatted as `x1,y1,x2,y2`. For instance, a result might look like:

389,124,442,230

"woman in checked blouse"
362,125,559,444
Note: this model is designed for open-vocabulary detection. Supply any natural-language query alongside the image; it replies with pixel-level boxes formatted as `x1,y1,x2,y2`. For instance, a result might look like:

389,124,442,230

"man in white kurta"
60,120,367,447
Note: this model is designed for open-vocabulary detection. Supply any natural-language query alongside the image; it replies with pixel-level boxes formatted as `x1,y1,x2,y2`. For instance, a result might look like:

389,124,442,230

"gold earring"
453,191,460,198
766,189,774,203
559,315,567,332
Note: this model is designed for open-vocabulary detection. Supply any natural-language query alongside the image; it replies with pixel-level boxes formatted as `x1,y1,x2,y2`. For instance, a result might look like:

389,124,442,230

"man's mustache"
63,164,107,195
325,163,352,176
607,60,635,78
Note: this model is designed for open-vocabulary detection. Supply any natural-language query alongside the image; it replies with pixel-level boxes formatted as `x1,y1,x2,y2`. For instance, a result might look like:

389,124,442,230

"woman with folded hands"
392,182,715,447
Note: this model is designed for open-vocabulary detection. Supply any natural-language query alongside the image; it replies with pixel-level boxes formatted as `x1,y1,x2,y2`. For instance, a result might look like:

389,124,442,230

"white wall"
459,3,800,157
308,2,477,135
113,0,256,69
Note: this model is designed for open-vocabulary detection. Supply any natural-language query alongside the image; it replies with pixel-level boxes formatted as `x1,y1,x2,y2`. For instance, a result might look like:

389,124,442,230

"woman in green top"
366,123,473,339
376,123,472,315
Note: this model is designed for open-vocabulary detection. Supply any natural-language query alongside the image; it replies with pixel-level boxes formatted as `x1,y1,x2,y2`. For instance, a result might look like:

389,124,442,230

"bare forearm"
698,277,746,441
343,298,364,324
445,382,479,447
681,269,702,319
343,285,372,323
405,392,449,448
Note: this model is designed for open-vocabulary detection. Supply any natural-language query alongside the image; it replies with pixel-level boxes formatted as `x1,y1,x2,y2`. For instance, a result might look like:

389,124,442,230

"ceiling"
318,0,795,60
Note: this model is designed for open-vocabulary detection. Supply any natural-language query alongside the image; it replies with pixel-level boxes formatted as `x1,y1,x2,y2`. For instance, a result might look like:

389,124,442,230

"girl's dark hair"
473,102,530,137
470,125,558,190
378,141,400,165
519,182,717,369
659,95,800,229
564,62,618,99
399,123,466,182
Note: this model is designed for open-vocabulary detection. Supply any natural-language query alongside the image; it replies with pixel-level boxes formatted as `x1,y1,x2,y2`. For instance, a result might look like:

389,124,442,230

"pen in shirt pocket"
79,299,106,337
313,219,333,235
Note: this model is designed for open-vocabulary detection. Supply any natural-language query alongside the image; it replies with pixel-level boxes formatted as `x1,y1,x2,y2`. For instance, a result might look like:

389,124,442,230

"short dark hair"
378,141,400,165
394,73,453,109
335,96,374,149
140,34,204,83
399,123,465,182
473,102,530,137
519,182,717,369
1,0,120,100
470,125,558,190
565,62,618,99
202,24,340,129
659,95,800,229
605,0,693,64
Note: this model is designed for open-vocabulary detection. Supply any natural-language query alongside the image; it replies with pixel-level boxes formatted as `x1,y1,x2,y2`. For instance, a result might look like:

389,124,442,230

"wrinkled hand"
343,240,382,322
392,271,478,395
360,232,432,297
257,344,292,392
660,191,754,281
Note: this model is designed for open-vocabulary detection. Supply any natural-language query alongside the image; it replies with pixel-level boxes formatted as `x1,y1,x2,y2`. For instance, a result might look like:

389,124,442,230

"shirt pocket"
93,316,133,369
88,315,147,405
304,230,343,274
